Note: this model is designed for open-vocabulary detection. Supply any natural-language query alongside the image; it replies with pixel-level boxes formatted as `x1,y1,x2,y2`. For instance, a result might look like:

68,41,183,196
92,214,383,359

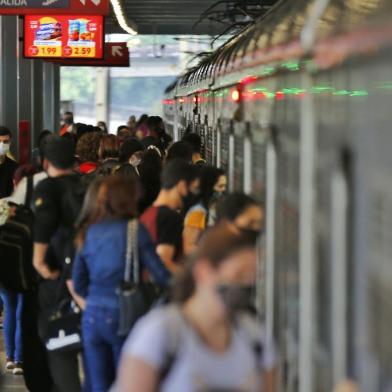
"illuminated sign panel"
24,15,104,58
0,0,109,15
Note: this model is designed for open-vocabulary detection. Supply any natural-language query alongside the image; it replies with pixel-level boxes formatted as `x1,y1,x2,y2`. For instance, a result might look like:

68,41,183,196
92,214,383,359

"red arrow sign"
48,42,130,66
0,0,109,15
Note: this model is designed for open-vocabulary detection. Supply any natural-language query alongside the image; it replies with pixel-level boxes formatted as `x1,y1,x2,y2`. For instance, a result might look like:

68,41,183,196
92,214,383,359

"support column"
43,62,61,133
0,16,18,154
30,59,44,146
95,67,109,124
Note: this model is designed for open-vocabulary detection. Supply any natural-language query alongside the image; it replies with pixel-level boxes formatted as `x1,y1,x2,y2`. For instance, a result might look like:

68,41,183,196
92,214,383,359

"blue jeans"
82,305,125,392
0,288,23,362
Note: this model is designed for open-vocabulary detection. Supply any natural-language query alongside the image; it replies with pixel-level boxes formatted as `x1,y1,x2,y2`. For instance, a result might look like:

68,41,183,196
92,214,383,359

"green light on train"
350,90,368,97
281,61,300,71
261,66,275,76
333,90,351,96
281,88,305,95
311,86,334,93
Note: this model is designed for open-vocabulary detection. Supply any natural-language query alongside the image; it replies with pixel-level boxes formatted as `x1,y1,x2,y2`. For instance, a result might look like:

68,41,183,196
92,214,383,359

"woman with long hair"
183,165,226,254
72,175,170,392
116,224,276,392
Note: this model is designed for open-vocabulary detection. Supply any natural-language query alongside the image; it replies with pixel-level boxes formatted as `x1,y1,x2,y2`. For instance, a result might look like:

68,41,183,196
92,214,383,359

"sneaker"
5,359,15,372
12,363,23,375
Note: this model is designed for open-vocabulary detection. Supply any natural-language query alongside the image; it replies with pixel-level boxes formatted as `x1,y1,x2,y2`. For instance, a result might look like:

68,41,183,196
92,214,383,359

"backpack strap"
140,206,159,243
25,175,34,208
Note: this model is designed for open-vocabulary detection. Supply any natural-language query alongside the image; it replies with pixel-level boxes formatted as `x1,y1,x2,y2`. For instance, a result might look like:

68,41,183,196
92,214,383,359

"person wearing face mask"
216,193,264,240
0,126,19,198
97,120,108,134
59,111,74,136
206,170,227,226
115,224,276,392
140,159,199,274
183,166,226,255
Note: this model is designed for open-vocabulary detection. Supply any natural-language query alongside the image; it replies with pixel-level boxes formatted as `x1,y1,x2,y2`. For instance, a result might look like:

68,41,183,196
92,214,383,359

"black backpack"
0,176,37,291
60,172,97,261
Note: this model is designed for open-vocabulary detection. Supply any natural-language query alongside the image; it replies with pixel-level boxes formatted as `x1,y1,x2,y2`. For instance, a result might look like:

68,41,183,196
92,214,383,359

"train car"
163,0,392,391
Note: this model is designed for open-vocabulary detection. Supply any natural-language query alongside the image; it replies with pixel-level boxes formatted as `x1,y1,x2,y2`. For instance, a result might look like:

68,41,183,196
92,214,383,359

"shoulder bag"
117,219,164,337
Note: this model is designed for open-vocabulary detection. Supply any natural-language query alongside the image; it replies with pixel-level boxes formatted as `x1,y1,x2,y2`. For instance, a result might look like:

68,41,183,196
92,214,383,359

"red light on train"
231,90,240,102
192,96,198,103
275,91,284,101
178,98,185,103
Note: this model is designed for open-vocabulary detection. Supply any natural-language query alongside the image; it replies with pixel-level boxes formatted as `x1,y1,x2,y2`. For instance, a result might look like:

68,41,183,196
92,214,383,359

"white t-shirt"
3,171,47,205
122,305,276,392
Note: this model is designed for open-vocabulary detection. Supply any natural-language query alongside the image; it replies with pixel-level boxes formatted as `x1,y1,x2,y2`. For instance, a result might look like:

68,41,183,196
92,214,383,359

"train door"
232,121,247,191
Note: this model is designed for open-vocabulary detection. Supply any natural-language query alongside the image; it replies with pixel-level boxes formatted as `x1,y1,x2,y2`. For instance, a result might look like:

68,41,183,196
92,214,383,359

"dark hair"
99,134,119,160
75,177,106,247
136,114,148,128
166,141,193,163
173,224,257,302
0,126,12,138
117,125,129,134
216,193,260,223
161,159,198,190
75,123,91,140
115,163,138,177
119,138,144,163
76,132,101,163
37,130,52,148
196,166,225,208
182,133,201,154
43,135,75,169
13,164,37,186
138,149,162,212
76,175,140,247
97,121,108,133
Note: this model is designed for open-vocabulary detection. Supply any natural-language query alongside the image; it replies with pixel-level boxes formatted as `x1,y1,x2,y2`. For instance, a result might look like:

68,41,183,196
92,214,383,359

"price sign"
24,14,104,59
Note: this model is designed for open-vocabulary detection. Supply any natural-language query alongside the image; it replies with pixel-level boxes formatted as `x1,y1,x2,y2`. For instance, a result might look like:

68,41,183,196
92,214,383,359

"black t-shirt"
33,174,82,328
141,205,183,261
33,174,81,270
0,156,18,198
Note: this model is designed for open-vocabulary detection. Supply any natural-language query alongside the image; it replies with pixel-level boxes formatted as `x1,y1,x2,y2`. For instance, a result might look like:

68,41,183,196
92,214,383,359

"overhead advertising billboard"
0,0,110,16
24,15,104,59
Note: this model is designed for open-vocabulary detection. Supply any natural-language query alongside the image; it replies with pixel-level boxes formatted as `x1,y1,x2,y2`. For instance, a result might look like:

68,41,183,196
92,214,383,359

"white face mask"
0,142,10,156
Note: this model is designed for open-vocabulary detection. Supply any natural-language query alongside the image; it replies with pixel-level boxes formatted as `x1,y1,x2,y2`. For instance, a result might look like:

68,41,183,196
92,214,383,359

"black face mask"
181,189,200,211
238,228,261,242
216,284,256,316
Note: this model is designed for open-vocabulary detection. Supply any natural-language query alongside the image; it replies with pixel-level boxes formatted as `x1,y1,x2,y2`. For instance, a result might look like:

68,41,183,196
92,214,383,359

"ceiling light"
110,0,138,36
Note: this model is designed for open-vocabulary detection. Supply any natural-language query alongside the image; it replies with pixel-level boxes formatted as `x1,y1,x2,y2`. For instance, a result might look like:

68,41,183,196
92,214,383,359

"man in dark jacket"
0,126,18,198
32,136,83,392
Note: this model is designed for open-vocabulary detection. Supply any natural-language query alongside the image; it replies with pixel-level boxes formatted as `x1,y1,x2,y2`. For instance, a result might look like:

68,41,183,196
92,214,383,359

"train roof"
167,0,392,94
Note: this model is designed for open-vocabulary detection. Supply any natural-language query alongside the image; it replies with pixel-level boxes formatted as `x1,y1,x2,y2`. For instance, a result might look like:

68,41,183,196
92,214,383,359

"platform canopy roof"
105,0,279,35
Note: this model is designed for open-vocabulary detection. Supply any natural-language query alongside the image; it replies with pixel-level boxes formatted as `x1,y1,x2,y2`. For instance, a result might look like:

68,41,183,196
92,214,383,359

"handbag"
44,271,82,353
117,219,164,337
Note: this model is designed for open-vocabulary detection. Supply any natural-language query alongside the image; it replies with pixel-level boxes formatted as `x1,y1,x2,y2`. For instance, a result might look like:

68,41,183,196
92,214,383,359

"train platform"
0,335,27,392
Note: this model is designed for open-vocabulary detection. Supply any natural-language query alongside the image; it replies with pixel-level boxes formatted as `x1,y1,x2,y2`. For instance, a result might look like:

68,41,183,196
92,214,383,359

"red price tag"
63,46,72,56
29,46,39,56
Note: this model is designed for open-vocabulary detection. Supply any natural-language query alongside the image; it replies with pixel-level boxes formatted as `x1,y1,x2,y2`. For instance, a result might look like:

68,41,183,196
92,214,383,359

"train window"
206,126,215,164
219,119,231,175
251,129,268,198
228,131,235,192
199,124,206,159
329,149,352,385
243,126,252,194
264,135,278,345
233,122,246,191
